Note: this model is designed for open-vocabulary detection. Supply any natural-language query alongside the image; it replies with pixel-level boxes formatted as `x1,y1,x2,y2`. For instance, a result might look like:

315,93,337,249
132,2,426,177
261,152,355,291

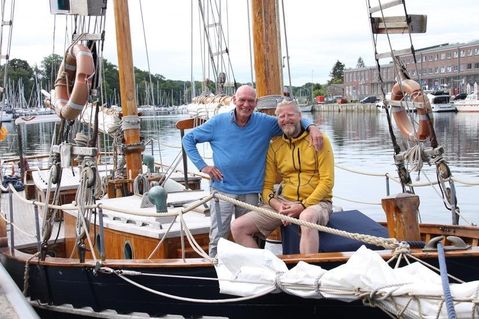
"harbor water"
1,111,478,225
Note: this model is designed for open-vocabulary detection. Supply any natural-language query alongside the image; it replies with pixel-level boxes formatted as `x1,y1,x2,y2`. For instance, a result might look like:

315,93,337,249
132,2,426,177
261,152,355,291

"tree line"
0,54,347,108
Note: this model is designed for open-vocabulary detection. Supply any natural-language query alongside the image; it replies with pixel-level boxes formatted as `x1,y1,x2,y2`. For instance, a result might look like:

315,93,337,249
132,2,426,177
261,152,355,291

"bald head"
235,85,257,99
232,85,257,122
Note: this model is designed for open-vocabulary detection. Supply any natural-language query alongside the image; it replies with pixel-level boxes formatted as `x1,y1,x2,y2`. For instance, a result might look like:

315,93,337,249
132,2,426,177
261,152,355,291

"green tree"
312,83,326,98
40,54,63,91
356,57,365,68
101,58,120,106
328,60,345,84
1,59,34,102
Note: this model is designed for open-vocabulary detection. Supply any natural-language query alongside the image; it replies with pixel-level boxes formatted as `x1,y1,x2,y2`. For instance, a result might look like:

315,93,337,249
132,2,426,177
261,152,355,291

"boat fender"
0,126,8,141
1,175,25,192
390,79,433,141
54,44,95,121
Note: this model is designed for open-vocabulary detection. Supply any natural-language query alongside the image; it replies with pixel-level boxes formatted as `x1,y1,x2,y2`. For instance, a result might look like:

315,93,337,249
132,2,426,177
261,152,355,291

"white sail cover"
186,100,234,119
215,239,479,318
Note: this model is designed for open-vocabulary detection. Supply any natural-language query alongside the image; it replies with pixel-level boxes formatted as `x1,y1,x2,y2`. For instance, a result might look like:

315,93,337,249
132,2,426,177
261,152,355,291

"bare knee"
230,219,244,239
299,209,318,224
231,215,255,240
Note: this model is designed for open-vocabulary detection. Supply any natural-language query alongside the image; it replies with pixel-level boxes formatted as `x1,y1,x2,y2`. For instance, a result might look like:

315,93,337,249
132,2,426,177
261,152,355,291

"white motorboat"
427,93,456,112
454,93,479,112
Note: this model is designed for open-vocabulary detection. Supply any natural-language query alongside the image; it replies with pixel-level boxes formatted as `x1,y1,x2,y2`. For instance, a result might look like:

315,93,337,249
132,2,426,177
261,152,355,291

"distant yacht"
454,93,479,112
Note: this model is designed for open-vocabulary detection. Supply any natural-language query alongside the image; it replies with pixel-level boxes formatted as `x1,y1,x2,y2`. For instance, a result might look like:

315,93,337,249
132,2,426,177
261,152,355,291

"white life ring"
54,44,95,121
390,79,433,141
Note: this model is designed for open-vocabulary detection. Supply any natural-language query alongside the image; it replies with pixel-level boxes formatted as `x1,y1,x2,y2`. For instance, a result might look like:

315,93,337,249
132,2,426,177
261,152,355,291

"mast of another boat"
113,0,142,181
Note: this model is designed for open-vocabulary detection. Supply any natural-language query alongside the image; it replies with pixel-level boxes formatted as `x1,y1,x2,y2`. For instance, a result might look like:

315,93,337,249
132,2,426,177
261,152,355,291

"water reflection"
1,112,478,225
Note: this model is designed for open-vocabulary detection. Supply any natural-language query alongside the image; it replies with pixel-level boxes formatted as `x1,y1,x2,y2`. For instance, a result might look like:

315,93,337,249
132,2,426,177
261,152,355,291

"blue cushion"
281,210,389,254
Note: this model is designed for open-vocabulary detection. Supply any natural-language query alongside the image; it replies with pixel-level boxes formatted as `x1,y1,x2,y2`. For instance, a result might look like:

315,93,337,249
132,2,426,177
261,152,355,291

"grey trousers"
209,189,259,257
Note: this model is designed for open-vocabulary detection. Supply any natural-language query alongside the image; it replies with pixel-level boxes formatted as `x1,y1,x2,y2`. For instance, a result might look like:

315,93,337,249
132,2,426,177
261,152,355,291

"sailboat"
1,1,479,318
184,1,237,120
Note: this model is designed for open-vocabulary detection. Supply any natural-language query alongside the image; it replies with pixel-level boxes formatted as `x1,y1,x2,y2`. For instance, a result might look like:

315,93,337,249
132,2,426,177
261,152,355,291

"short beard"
282,124,301,138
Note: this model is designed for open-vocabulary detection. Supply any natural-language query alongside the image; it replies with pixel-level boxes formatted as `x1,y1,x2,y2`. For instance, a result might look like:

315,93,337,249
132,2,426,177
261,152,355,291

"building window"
440,53,446,60
467,63,472,69
453,51,458,58
475,63,479,69
467,49,473,56
460,50,465,57
446,52,451,59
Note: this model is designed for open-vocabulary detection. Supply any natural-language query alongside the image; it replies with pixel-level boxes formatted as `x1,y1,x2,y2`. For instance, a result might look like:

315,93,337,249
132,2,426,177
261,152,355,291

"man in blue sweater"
182,85,322,257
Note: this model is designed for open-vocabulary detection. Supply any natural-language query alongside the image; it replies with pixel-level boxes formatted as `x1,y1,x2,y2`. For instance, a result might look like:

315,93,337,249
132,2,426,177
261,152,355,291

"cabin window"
124,241,133,259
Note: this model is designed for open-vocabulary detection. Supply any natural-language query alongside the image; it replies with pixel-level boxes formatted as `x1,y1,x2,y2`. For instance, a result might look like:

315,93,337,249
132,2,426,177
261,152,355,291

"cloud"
8,0,479,86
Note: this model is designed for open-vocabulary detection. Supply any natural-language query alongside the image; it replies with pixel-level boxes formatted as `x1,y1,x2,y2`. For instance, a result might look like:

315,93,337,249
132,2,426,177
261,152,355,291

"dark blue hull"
3,251,479,319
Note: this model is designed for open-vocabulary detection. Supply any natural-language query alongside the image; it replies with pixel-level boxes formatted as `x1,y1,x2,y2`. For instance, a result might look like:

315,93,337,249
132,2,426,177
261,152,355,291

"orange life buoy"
390,79,433,141
54,44,95,121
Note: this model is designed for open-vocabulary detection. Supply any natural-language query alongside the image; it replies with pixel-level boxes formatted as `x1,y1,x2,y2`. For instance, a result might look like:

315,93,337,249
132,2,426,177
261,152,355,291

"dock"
0,262,39,319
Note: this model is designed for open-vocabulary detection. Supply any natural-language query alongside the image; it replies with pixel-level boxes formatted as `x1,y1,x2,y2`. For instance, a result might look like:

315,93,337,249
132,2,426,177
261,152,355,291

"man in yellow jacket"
231,99,334,254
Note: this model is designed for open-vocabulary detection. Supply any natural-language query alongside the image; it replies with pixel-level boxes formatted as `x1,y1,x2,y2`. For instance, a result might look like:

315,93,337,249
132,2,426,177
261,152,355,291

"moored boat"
454,93,479,112
427,92,456,112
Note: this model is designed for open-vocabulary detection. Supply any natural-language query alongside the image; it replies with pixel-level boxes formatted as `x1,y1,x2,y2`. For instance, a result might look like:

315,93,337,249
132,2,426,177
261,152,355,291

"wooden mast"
251,0,283,98
113,0,142,181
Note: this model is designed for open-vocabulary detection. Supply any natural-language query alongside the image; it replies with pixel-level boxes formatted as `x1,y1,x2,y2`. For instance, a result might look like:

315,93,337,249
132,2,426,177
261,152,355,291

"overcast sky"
7,0,479,86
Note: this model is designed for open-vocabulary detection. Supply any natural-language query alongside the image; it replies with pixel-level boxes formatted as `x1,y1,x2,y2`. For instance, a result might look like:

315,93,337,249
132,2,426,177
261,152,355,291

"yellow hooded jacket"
262,131,334,207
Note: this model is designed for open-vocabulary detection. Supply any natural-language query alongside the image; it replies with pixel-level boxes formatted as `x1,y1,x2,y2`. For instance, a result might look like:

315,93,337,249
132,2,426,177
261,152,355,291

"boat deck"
1,191,63,248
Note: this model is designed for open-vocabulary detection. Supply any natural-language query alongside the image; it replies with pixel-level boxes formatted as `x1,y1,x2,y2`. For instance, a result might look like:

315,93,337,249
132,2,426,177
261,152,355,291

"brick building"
343,40,479,101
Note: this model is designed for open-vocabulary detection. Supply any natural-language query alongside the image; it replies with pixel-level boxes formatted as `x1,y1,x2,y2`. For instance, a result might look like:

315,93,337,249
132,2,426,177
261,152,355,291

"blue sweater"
182,111,311,194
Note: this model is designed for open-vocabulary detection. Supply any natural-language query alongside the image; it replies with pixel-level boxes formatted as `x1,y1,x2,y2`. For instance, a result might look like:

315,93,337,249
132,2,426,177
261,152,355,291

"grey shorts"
250,201,333,239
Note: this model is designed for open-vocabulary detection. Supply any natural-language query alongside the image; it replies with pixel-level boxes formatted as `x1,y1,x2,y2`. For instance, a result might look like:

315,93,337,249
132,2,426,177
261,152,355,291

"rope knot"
361,288,380,308
314,276,324,297
393,241,411,256
274,272,285,291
